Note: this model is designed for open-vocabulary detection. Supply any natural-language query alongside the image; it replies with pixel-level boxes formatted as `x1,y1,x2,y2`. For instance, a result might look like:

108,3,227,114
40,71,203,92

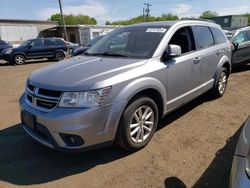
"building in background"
211,15,248,30
0,19,120,46
41,25,120,45
0,19,58,44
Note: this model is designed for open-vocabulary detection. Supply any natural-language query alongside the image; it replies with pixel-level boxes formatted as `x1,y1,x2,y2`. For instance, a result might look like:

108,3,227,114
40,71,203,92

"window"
55,39,66,46
193,26,214,49
211,27,227,44
31,39,43,48
233,31,249,44
44,39,56,46
169,27,196,54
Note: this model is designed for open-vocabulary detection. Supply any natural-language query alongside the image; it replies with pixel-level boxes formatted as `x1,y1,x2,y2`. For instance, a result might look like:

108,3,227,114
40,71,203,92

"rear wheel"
211,67,228,98
55,52,65,61
14,54,25,65
116,97,159,152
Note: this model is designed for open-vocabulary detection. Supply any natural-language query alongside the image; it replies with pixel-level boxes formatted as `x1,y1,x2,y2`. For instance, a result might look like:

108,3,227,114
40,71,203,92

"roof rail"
180,18,215,23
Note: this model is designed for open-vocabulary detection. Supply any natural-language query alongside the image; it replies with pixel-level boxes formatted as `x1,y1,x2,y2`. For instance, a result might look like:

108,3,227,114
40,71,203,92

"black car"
72,36,103,57
224,27,250,66
0,40,12,54
1,38,68,65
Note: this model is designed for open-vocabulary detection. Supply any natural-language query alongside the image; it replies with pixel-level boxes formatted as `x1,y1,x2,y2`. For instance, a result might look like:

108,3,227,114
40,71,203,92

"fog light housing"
60,133,84,147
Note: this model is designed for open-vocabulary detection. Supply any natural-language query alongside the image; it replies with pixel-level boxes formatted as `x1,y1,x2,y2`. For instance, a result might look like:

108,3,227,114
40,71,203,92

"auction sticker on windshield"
146,28,167,33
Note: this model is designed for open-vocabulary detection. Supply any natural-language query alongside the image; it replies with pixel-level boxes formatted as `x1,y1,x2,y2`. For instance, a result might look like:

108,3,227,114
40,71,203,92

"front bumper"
19,94,126,152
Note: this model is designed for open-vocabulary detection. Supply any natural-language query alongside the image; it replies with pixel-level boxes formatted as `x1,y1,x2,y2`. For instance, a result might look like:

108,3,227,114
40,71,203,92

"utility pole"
58,0,68,41
143,7,145,22
144,3,152,22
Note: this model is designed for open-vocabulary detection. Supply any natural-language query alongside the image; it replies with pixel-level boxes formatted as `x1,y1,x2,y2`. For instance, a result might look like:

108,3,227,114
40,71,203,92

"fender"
104,77,167,139
114,77,167,113
213,55,231,87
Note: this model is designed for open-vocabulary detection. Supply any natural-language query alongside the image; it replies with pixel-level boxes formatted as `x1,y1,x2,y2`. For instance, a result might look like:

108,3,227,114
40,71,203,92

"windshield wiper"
102,51,128,57
85,51,128,57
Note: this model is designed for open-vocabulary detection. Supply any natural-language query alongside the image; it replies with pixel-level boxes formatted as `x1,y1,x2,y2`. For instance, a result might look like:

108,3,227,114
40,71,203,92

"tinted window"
0,40,8,45
233,31,249,43
55,39,65,46
193,26,214,49
44,39,56,46
169,26,196,54
211,27,227,44
32,39,43,48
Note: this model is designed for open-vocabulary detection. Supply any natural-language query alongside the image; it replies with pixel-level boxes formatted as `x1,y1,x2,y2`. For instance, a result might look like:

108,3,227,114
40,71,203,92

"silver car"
230,116,250,188
19,20,232,152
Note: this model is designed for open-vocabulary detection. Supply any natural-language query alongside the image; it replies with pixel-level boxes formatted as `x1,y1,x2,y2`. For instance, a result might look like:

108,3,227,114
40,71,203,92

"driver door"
164,26,201,110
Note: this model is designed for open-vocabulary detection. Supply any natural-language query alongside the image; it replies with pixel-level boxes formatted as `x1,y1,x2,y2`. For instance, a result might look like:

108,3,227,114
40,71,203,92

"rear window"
55,39,66,46
44,39,56,46
211,27,227,44
193,26,214,49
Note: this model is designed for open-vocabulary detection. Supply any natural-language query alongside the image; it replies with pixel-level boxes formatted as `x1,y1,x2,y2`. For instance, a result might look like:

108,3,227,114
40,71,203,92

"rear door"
44,38,57,57
192,26,219,85
232,30,250,64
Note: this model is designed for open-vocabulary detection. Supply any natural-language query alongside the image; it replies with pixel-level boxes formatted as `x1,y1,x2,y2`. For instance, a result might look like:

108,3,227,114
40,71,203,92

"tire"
211,67,228,98
116,97,159,152
55,52,65,61
14,54,25,65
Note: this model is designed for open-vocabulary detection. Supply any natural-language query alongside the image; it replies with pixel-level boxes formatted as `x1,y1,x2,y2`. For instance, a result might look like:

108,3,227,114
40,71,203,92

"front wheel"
211,67,228,98
14,54,26,65
116,97,159,152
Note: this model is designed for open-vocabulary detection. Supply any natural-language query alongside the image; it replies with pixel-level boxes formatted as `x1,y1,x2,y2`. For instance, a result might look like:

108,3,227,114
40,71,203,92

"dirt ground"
0,59,249,188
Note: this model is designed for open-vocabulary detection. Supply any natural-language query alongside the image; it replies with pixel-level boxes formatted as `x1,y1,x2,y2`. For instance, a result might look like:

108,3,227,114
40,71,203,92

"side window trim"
166,26,197,57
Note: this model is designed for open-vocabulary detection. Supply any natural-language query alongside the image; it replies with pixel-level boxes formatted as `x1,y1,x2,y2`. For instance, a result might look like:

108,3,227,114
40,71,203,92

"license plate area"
21,110,36,130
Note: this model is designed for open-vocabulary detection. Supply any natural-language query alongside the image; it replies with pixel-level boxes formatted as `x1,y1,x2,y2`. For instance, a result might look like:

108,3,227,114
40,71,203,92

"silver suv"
20,20,232,152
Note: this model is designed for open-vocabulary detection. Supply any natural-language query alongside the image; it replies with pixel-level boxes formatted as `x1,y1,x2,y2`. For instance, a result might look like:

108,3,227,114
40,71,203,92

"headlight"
3,48,12,54
59,87,112,108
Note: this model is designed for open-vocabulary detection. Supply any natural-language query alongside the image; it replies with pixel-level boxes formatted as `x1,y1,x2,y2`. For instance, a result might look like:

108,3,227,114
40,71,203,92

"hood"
29,55,146,91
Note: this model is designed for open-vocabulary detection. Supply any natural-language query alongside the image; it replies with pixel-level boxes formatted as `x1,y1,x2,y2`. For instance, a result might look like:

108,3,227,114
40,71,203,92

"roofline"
0,19,58,24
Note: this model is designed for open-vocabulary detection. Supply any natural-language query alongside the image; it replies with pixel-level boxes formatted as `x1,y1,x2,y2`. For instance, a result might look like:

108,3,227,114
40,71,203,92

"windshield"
86,26,169,58
19,40,33,47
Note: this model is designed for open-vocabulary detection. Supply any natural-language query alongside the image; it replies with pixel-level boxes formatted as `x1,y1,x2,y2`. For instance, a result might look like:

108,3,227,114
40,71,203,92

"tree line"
48,10,250,26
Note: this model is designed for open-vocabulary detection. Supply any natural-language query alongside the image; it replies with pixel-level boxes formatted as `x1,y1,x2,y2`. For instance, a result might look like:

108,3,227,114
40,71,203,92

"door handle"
194,57,201,64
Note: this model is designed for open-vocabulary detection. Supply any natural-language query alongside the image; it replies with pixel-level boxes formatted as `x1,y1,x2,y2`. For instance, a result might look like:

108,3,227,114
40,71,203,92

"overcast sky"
1,0,250,24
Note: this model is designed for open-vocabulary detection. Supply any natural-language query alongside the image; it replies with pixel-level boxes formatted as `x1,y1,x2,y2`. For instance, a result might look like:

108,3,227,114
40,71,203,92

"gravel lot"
0,59,249,188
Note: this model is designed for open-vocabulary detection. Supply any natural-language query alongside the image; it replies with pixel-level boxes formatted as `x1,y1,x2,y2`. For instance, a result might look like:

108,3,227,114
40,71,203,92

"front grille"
26,83,62,111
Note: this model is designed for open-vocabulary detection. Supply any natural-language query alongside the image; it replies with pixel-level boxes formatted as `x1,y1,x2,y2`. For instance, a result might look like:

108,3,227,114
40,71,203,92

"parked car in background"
66,41,79,54
71,36,103,57
224,27,250,66
0,40,12,58
1,38,68,65
20,20,231,152
230,116,250,188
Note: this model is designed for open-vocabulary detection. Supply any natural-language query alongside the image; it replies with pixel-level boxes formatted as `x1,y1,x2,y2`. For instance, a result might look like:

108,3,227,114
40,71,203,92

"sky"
1,0,250,25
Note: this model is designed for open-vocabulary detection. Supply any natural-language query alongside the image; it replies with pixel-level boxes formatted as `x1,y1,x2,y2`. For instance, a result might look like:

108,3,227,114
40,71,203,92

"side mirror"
232,42,239,51
162,44,182,61
168,44,182,57
28,44,32,49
